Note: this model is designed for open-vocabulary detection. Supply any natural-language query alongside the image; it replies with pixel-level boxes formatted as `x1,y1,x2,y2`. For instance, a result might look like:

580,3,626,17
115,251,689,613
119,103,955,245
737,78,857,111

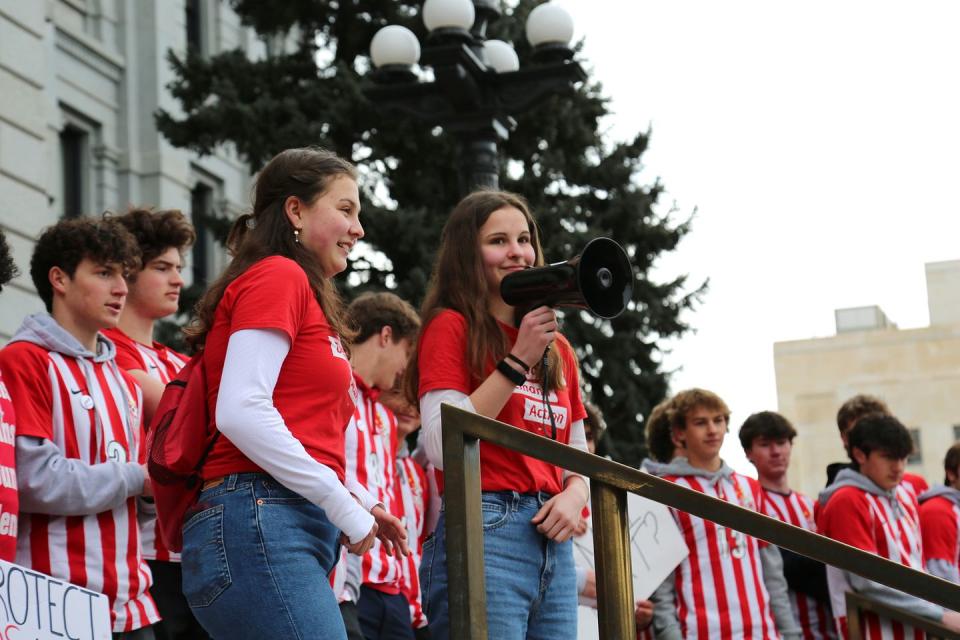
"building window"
908,428,922,465
953,425,960,442
60,126,87,218
186,0,204,54
190,183,214,287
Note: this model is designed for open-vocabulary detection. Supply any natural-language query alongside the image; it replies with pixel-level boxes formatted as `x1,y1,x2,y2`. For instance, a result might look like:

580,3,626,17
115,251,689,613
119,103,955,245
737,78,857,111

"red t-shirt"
919,494,959,568
0,372,19,561
201,256,357,481
103,327,188,385
418,309,586,495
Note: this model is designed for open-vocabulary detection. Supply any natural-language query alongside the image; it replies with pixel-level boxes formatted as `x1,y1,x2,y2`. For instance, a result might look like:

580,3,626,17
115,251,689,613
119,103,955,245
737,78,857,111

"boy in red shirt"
100,207,201,640
918,442,960,583
817,414,960,638
740,411,835,640
0,229,20,562
339,292,419,640
0,218,159,637
647,389,799,640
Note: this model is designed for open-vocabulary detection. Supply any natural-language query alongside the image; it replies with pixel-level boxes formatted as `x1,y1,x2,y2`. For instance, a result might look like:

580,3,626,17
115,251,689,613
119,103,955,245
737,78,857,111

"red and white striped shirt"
103,327,187,562
663,471,780,640
343,375,402,593
763,488,836,640
0,340,159,632
0,374,19,562
818,484,924,640
395,452,429,629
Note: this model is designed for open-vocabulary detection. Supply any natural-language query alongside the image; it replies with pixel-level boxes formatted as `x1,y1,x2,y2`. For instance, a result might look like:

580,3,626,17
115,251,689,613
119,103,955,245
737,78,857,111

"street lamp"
366,0,587,195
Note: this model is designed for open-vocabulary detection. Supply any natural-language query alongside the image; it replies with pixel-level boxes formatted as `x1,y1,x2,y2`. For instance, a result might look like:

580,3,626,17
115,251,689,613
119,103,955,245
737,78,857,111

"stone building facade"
0,0,260,340
775,260,960,498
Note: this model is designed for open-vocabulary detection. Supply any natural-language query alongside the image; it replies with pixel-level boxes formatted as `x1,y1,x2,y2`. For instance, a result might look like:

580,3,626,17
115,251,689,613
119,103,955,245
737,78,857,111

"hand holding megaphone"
500,237,634,320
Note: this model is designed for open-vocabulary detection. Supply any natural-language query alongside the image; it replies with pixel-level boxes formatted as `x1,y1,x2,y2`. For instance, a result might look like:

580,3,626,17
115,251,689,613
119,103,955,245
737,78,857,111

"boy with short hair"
827,395,928,496
100,207,203,640
740,411,835,640
339,291,420,640
0,229,20,561
0,218,159,637
817,414,960,637
918,442,960,583
648,388,799,640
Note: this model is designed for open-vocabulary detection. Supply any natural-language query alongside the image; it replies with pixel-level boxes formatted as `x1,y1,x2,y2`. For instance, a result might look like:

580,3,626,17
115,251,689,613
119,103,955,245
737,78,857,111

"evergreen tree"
156,0,705,466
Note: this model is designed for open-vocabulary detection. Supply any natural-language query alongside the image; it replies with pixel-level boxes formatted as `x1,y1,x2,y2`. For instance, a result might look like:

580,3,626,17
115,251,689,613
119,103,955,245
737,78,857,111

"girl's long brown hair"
185,147,357,349
405,190,564,403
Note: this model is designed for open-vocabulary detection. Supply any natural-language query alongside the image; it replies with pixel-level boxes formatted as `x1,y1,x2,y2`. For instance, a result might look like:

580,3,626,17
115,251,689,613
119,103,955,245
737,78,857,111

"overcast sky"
555,0,960,473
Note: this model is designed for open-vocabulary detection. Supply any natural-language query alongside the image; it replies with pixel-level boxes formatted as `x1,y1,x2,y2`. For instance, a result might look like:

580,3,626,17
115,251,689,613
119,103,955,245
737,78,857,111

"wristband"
496,359,527,386
505,353,530,372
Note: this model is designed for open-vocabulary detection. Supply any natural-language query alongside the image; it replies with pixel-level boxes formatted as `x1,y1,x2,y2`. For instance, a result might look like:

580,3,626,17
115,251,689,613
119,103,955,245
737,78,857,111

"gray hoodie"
818,468,944,621
7,313,145,516
643,457,801,640
917,484,960,583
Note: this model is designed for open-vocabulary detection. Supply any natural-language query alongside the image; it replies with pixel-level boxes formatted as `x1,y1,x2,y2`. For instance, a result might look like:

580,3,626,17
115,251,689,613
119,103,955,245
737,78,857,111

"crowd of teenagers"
0,146,957,640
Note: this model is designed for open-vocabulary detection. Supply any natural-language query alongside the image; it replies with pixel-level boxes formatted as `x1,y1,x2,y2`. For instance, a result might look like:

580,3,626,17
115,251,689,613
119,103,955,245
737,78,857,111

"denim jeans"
180,473,346,640
419,491,577,640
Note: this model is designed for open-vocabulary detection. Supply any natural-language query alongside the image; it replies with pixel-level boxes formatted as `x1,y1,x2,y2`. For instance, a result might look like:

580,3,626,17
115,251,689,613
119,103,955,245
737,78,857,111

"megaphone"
500,237,634,319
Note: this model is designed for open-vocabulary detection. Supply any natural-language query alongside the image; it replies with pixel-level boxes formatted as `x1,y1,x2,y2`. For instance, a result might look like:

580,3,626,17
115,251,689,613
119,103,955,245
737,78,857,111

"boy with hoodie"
0,229,20,562
100,208,204,640
817,414,960,638
0,218,159,637
648,388,799,640
739,411,835,640
918,442,960,583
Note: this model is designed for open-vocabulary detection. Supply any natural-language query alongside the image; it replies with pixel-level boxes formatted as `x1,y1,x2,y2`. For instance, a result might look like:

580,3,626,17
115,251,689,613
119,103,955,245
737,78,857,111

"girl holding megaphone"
406,190,591,639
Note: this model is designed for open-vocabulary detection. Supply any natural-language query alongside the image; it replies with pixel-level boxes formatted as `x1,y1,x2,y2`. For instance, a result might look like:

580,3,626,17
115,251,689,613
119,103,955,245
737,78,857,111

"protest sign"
0,559,111,640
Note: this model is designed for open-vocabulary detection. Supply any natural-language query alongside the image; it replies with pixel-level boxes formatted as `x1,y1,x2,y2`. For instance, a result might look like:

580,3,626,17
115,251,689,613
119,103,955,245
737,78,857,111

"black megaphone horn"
499,237,634,320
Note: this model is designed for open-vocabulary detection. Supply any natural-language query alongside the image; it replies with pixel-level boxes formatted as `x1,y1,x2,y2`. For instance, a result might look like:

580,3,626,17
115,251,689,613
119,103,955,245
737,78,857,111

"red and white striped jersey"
395,452,428,629
763,489,836,640
103,327,187,562
819,484,924,640
0,341,159,632
663,471,780,640
343,376,402,593
0,373,19,562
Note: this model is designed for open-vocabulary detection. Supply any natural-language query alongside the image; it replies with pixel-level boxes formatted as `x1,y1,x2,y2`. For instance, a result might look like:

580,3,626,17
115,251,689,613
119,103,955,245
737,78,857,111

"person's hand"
635,599,654,631
141,465,153,498
343,522,378,556
573,515,589,537
942,610,960,632
530,486,585,542
371,505,411,557
582,569,597,600
510,306,557,368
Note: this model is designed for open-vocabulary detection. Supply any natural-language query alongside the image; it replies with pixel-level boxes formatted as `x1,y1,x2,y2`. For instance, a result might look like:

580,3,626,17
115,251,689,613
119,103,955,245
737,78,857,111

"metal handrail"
440,404,960,640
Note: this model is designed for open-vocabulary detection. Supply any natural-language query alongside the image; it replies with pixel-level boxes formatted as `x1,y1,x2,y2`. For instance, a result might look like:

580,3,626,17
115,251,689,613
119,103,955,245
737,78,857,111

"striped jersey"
762,488,836,640
0,340,159,632
343,375,402,593
395,452,429,628
663,470,780,640
818,483,924,640
0,373,19,561
103,327,187,562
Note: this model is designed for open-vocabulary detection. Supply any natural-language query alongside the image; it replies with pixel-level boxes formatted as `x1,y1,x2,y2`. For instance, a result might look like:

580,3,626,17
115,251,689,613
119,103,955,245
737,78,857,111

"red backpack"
146,351,220,552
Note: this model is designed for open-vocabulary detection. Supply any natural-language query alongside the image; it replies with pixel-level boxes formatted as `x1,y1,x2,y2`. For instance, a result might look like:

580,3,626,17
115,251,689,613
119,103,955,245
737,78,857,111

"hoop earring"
294,228,301,244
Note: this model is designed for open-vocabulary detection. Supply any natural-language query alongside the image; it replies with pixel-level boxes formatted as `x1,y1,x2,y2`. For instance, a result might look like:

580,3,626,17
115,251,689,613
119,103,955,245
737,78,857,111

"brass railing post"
441,405,488,640
591,480,636,640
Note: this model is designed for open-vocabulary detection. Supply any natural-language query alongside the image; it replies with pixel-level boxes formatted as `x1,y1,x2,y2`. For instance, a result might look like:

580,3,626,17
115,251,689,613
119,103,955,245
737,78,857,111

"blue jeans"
419,491,577,640
180,473,346,640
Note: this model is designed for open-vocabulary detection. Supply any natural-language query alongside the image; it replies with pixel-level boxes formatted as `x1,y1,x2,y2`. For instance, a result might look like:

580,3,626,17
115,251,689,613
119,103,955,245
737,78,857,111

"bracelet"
505,353,530,372
496,359,527,386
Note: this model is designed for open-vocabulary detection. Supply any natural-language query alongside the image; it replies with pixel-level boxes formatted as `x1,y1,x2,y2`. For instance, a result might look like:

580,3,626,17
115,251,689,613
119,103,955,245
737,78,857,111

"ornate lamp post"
366,0,586,195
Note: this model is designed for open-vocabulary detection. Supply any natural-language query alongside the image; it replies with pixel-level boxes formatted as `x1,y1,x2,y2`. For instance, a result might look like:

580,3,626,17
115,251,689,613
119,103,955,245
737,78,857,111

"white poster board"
575,494,688,639
0,559,111,639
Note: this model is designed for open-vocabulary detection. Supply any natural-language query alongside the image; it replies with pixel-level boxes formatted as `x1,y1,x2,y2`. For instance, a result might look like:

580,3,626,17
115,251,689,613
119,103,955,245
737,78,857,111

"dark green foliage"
156,0,705,466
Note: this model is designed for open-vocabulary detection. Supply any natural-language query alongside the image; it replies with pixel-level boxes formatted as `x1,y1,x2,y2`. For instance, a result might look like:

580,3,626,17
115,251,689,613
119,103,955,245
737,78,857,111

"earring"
294,228,301,244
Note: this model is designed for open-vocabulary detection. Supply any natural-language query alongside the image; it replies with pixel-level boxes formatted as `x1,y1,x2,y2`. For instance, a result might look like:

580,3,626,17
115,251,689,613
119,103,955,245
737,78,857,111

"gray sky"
557,0,960,473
